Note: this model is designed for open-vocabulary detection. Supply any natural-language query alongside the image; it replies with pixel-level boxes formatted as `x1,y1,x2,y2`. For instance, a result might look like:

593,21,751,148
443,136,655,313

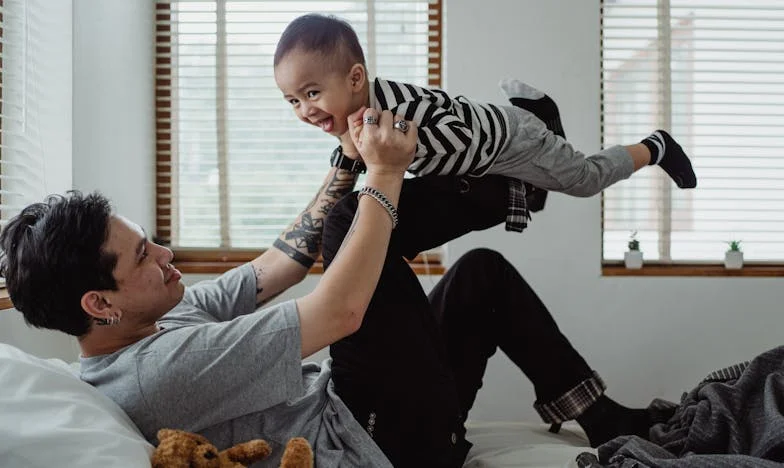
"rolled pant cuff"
533,371,606,424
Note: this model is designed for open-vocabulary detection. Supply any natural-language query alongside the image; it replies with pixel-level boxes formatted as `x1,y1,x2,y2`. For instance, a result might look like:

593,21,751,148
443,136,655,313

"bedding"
0,343,154,467
464,421,591,467
576,345,784,467
0,342,592,467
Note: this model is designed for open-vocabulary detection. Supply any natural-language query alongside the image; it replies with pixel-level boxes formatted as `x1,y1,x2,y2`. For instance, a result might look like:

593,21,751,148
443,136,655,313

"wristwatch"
330,146,366,174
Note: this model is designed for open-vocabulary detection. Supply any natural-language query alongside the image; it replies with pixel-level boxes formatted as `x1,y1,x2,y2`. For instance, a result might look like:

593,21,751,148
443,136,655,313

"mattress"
464,421,593,468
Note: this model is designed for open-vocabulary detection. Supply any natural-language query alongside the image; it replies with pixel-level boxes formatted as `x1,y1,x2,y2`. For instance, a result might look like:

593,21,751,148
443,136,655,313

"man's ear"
81,291,115,321
348,63,367,91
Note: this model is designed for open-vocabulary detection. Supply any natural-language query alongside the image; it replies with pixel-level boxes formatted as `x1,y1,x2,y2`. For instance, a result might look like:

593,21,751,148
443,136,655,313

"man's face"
101,215,185,325
274,48,362,137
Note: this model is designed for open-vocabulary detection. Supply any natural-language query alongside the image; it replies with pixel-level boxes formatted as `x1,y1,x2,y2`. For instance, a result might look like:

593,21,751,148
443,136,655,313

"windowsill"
603,262,784,277
172,248,445,275
0,288,11,310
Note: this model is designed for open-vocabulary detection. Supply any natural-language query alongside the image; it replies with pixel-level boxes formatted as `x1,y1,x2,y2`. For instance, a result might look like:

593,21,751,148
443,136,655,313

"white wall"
6,0,782,423
72,0,156,233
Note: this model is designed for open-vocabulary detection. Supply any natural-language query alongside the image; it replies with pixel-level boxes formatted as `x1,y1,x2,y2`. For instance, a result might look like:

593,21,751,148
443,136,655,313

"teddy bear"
151,428,314,468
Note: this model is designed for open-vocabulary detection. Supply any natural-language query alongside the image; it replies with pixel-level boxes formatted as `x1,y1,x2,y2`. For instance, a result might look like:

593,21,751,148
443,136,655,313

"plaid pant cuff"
533,371,606,424
505,177,528,232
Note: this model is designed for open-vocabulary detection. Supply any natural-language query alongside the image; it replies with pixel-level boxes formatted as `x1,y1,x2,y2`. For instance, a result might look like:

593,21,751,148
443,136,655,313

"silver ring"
363,115,379,125
393,120,409,133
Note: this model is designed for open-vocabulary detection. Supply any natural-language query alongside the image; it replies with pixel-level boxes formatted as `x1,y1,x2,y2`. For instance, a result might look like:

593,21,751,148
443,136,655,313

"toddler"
273,14,697,231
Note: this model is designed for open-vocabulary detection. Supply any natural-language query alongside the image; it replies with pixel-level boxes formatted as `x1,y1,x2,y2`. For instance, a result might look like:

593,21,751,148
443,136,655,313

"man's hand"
337,107,366,159
350,108,416,176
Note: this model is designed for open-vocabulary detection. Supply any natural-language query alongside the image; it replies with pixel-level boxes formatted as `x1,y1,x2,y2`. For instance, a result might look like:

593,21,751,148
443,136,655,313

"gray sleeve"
182,263,258,322
136,300,304,432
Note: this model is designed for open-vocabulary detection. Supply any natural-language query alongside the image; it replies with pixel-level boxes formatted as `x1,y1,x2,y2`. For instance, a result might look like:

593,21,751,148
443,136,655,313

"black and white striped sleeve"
389,100,473,163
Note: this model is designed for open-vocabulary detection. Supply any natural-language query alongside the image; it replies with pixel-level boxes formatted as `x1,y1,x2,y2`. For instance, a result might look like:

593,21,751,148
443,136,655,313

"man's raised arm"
297,109,416,357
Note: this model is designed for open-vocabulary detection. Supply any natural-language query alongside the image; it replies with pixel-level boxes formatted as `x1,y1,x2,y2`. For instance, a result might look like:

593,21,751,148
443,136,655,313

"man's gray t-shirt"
80,264,391,467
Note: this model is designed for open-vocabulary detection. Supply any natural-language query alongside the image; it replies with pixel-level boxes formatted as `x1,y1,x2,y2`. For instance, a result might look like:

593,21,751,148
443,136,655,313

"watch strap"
331,146,366,173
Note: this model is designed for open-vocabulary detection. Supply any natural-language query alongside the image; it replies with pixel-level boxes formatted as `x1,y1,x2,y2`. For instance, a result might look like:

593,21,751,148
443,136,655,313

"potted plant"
624,231,643,269
725,240,743,269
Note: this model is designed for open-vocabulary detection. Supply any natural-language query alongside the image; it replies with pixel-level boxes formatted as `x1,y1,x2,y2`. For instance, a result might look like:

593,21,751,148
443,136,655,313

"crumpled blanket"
576,345,784,467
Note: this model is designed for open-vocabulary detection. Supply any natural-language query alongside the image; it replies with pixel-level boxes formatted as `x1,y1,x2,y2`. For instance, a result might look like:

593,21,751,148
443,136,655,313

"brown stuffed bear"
151,428,314,468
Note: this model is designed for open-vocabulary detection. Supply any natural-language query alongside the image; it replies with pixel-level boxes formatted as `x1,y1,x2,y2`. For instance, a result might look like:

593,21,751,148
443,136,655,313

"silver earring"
95,316,120,326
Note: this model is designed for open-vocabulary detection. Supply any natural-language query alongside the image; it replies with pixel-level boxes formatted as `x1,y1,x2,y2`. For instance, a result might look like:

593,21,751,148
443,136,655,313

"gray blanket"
577,345,784,467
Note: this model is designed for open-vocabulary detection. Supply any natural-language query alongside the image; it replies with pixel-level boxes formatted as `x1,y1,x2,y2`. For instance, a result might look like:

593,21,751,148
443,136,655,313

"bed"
0,342,593,467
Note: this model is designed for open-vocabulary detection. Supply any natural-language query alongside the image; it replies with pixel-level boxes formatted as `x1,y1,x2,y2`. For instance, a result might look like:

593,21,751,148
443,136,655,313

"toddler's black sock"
641,130,697,189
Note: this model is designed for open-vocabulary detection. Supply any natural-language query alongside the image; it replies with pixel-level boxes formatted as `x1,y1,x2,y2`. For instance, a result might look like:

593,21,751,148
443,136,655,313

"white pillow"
0,343,153,467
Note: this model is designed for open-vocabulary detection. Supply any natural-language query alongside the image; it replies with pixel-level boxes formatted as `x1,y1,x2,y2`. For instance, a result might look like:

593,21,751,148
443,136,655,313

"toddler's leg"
500,78,564,138
498,80,635,197
500,79,697,190
490,106,634,197
640,130,698,188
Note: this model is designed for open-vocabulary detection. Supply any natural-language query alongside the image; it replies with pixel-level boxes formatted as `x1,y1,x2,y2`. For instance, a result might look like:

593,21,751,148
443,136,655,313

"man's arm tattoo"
325,170,358,200
273,238,316,269
253,263,284,306
305,170,355,215
284,213,323,254
318,199,336,216
271,170,357,270
313,170,356,216
253,263,265,294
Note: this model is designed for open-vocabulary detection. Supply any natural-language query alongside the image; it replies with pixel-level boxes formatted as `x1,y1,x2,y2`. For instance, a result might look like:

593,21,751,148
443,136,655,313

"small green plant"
628,231,640,251
727,240,742,252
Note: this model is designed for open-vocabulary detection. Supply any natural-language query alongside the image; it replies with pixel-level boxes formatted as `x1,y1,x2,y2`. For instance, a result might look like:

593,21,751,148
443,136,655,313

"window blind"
601,0,784,263
0,0,72,229
155,0,442,249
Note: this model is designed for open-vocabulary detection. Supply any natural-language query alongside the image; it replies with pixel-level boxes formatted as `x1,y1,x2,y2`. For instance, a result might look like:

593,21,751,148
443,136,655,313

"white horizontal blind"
156,0,440,248
601,0,784,262
0,0,71,229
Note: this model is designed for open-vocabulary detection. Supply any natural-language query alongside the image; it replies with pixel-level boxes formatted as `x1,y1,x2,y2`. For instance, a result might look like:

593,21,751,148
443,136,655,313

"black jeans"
322,176,593,468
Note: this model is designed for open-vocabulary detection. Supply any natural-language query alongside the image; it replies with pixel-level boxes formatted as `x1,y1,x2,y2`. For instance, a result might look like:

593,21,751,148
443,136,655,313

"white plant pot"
624,251,643,269
724,251,743,269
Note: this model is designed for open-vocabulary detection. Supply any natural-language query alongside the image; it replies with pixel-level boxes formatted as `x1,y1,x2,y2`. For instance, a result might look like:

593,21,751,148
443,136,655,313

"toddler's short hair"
274,14,366,74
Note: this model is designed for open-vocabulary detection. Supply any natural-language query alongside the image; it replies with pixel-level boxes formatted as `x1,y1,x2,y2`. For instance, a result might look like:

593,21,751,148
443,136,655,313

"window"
0,0,72,230
154,0,443,273
601,0,784,270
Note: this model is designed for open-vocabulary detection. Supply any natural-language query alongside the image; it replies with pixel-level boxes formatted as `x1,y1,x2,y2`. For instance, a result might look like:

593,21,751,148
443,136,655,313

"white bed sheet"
464,421,593,468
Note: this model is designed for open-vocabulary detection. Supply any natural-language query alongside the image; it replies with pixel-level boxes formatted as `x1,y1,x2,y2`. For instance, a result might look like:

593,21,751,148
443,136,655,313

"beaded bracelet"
358,186,399,229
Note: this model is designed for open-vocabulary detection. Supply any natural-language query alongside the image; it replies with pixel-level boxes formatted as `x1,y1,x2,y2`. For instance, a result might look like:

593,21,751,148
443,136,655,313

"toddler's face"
275,49,361,137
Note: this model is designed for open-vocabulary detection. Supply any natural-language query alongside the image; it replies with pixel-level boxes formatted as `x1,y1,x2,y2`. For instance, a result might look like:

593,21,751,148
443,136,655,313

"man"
1,108,661,467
